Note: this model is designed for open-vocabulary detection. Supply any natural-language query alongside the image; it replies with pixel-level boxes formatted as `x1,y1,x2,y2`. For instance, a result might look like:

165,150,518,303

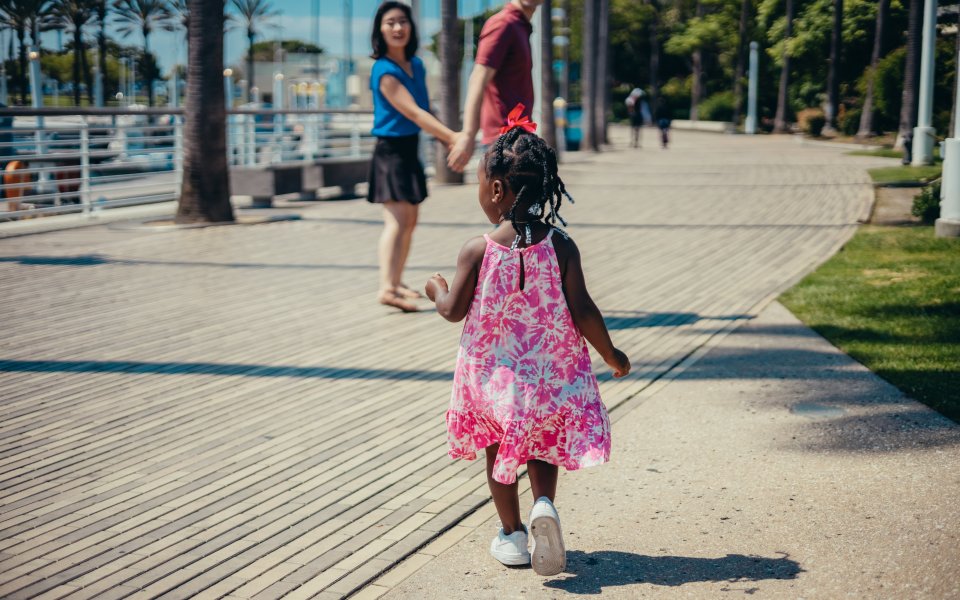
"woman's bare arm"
380,75,457,147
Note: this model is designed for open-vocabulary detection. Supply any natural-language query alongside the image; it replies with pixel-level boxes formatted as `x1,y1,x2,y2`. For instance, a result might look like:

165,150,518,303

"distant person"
447,0,544,172
655,104,671,149
624,88,649,148
367,1,459,312
425,124,631,575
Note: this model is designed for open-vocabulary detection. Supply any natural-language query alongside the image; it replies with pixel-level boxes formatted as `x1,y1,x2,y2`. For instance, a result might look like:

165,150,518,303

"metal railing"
0,107,376,221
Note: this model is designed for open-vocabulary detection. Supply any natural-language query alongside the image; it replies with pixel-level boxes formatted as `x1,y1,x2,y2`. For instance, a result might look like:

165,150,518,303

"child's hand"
425,273,448,303
606,348,631,378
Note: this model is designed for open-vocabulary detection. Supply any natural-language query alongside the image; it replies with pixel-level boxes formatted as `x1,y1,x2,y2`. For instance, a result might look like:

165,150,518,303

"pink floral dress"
446,229,612,484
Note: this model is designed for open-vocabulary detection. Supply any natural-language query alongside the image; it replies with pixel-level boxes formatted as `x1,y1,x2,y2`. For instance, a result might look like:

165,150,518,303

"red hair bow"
499,103,537,134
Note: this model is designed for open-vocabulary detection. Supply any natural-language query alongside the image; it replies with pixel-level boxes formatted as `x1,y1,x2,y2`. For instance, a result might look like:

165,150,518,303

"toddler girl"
425,123,630,576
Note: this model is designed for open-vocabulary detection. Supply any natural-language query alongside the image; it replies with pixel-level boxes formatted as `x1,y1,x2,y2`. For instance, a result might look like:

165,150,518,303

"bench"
230,156,370,208
301,156,370,200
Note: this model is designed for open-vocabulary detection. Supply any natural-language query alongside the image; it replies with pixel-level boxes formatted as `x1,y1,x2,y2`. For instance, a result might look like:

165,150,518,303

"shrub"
912,180,942,224
839,107,862,136
797,107,826,136
698,91,735,122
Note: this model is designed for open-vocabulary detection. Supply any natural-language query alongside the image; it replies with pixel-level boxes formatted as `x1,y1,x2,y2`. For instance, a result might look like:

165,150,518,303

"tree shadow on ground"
601,310,751,330
0,254,452,272
543,550,803,594
0,359,453,381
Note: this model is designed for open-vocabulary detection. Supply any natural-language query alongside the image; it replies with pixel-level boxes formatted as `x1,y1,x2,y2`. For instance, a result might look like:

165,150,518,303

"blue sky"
24,0,501,75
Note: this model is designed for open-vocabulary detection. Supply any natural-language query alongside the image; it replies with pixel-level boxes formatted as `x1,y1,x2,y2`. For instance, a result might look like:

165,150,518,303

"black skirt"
367,134,428,205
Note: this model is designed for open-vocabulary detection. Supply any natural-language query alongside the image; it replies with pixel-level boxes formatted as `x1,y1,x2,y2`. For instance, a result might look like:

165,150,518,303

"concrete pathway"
376,301,960,599
3,128,953,599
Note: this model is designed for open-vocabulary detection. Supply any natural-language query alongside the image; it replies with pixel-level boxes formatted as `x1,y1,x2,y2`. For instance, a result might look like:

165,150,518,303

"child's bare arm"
555,236,631,378
425,236,486,322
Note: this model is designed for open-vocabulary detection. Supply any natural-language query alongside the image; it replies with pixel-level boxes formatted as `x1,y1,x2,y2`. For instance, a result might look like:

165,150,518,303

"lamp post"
223,68,234,108
911,0,937,166
746,41,758,134
28,48,41,108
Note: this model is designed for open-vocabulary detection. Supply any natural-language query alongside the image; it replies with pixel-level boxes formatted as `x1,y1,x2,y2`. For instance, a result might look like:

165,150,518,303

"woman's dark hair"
484,127,574,246
371,1,419,61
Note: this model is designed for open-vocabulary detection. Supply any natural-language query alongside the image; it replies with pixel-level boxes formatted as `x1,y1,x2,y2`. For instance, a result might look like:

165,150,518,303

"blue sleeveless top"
370,56,430,137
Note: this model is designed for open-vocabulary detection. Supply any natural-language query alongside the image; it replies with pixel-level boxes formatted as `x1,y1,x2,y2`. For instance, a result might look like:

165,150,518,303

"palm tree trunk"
648,4,660,118
176,0,234,223
540,0,557,151
690,0,704,121
246,30,255,102
857,0,887,139
581,0,598,151
98,24,107,89
435,0,461,183
17,27,26,105
895,0,922,149
824,0,843,131
773,0,794,133
596,0,610,144
81,41,93,104
72,28,83,106
144,30,154,106
732,0,750,126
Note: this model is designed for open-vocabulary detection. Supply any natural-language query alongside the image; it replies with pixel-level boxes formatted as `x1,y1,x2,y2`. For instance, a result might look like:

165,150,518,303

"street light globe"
223,68,233,77
274,73,284,81
28,51,38,60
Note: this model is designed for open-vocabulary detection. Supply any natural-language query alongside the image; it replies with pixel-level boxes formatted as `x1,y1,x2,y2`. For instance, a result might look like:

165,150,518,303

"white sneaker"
489,526,531,566
529,496,566,576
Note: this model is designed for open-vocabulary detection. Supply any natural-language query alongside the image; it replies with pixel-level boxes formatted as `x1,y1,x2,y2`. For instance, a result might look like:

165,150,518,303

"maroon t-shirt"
475,3,534,144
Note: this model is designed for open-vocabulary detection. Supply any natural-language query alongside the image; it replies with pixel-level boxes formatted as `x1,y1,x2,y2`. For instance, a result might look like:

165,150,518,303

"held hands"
425,273,449,303
446,132,475,173
605,348,631,378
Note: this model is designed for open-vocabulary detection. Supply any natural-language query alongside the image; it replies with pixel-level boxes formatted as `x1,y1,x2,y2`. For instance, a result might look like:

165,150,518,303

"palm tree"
53,0,95,105
581,0,598,151
689,0,704,121
0,0,53,104
647,0,661,121
596,0,609,143
230,0,277,102
824,0,843,132
436,0,461,183
732,0,751,126
0,0,30,104
856,0,888,139
91,0,107,102
773,0,794,133
896,0,922,149
539,0,557,150
176,0,232,223
112,0,174,106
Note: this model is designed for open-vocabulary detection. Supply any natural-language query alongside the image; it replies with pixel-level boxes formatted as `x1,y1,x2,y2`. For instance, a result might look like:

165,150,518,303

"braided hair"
484,127,574,249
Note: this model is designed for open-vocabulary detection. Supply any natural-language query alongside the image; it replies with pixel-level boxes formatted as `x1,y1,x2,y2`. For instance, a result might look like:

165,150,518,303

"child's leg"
526,459,558,502
485,445,522,534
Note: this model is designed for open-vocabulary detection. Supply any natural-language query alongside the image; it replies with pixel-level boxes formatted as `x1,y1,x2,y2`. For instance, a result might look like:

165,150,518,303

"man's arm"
447,64,496,172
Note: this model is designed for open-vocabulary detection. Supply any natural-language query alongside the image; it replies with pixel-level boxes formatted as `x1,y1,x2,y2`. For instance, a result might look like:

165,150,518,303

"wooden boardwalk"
0,129,890,599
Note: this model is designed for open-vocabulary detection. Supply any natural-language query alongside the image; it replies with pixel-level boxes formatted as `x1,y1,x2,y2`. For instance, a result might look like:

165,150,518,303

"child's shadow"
544,550,803,594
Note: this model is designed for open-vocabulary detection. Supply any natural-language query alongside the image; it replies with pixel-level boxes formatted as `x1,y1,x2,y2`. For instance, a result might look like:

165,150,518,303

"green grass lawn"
781,226,960,422
868,164,942,185
849,147,904,159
